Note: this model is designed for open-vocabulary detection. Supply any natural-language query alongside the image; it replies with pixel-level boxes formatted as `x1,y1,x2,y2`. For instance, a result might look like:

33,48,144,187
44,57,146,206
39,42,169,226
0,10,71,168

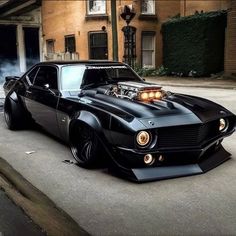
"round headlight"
219,118,228,132
136,131,150,146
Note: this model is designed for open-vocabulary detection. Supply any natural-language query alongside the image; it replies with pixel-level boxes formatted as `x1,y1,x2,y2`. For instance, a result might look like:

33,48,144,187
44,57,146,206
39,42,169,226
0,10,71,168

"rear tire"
4,101,20,130
70,124,100,168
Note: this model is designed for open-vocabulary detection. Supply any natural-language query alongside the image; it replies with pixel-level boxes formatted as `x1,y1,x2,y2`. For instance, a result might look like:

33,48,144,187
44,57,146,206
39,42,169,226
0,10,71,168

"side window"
34,66,58,89
26,66,39,84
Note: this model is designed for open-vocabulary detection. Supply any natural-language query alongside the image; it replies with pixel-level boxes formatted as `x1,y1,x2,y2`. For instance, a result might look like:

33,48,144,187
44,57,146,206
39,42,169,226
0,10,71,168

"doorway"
23,27,40,69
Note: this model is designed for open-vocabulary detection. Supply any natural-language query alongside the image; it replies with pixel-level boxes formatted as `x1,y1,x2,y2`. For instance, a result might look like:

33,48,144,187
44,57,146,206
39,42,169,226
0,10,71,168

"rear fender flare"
4,92,24,119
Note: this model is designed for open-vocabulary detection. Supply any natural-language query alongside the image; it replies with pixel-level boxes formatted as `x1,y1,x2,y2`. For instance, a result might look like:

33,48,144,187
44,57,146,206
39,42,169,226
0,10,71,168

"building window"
141,0,155,15
65,35,76,53
89,32,108,59
142,32,156,68
87,0,106,15
46,39,55,55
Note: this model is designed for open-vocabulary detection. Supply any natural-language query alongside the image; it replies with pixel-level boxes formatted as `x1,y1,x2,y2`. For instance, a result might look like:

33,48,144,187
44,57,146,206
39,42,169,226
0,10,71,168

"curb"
0,157,89,236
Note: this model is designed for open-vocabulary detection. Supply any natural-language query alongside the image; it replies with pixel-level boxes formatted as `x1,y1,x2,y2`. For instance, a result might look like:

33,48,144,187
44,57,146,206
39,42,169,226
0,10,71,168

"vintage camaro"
3,61,236,181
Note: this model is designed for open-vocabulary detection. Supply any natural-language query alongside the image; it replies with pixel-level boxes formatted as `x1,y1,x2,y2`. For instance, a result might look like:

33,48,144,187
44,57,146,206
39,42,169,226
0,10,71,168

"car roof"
35,60,125,67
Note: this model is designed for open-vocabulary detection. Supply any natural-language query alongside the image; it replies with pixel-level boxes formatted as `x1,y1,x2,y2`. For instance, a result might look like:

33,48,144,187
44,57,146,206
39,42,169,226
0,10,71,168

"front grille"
157,121,219,148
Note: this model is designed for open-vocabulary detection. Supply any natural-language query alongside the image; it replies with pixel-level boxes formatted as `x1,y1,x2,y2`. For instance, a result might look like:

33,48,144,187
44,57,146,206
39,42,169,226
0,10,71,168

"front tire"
70,124,100,168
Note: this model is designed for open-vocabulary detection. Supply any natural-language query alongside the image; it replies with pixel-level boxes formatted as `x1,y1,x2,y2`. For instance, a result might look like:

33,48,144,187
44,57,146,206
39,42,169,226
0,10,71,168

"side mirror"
5,76,20,82
43,84,50,90
43,83,59,96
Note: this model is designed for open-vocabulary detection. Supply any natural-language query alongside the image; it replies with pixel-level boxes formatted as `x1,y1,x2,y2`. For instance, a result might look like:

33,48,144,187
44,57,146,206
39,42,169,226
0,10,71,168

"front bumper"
130,146,230,182
110,142,231,182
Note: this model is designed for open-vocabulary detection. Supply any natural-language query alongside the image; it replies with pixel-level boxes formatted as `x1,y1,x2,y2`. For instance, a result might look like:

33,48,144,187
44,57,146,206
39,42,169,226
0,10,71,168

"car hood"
75,90,233,129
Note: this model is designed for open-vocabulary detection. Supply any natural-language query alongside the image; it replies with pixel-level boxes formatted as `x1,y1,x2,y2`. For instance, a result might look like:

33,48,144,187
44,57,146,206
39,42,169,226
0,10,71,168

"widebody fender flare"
4,92,25,119
69,110,109,148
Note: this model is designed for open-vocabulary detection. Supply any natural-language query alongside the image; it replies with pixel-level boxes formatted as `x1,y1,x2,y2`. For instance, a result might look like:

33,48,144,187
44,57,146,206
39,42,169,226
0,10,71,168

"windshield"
61,65,85,91
61,64,142,91
82,65,141,88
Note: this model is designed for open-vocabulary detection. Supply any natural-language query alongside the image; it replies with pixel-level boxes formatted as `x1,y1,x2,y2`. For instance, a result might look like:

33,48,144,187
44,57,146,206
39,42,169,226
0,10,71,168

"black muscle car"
3,61,236,181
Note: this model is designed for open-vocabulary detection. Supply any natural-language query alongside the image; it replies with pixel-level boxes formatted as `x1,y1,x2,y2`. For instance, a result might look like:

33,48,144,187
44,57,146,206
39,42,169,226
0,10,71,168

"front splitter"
126,146,230,182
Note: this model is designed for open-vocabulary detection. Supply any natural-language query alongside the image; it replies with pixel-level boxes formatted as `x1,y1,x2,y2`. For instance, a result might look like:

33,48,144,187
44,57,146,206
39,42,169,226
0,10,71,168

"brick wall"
225,0,236,74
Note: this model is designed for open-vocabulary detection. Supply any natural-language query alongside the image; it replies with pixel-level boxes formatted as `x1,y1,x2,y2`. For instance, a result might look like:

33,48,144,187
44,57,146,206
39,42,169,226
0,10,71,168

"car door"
25,65,60,137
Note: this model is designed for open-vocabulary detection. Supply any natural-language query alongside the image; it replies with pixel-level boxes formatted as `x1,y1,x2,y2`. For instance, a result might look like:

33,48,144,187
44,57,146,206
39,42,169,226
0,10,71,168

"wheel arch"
69,110,107,146
69,110,115,165
4,92,24,118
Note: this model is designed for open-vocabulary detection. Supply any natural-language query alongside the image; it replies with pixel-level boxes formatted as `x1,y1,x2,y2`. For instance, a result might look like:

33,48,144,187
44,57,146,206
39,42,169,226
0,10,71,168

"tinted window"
26,66,39,84
61,65,85,90
34,66,58,89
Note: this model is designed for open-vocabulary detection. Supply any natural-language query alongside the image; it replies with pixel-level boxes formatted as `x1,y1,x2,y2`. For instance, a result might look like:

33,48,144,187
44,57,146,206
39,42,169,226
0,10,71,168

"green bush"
133,64,168,77
161,10,227,76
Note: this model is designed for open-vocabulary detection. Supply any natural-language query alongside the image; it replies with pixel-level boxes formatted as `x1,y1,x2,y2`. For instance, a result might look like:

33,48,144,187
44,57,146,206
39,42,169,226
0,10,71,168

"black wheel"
4,101,19,130
70,124,100,168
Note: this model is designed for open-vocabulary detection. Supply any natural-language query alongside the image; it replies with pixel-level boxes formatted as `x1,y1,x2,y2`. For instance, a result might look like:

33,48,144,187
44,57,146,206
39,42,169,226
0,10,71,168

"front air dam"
122,146,231,182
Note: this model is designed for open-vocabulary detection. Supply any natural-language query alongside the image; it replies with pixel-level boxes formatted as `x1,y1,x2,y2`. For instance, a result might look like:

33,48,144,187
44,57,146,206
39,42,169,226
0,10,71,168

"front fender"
69,110,108,147
73,110,102,132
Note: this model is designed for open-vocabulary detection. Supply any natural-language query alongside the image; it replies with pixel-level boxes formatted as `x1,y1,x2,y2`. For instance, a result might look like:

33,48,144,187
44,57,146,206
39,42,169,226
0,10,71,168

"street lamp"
120,5,136,68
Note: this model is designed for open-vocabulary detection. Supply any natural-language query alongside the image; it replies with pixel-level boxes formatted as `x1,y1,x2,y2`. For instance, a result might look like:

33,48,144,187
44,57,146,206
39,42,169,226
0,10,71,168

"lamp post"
111,0,118,61
120,5,136,68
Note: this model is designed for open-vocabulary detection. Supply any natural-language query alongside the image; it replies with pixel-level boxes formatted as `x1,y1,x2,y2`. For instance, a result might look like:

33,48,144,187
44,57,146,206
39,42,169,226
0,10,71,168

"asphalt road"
0,190,45,236
0,86,236,235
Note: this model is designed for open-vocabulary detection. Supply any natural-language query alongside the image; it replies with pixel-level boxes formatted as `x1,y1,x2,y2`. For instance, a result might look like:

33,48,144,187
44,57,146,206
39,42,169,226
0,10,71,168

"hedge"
161,11,227,76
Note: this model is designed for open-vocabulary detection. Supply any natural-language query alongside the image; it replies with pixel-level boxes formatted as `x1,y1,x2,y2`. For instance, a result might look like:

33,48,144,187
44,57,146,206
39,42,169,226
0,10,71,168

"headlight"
219,118,228,132
136,131,151,146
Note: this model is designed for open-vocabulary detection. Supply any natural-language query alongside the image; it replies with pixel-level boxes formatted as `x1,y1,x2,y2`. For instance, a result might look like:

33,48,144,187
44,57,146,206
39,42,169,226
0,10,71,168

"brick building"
42,0,180,68
225,0,236,76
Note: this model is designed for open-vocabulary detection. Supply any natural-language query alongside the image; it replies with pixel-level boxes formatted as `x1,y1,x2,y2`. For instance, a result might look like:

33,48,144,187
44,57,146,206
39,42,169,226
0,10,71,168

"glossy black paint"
3,61,236,181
